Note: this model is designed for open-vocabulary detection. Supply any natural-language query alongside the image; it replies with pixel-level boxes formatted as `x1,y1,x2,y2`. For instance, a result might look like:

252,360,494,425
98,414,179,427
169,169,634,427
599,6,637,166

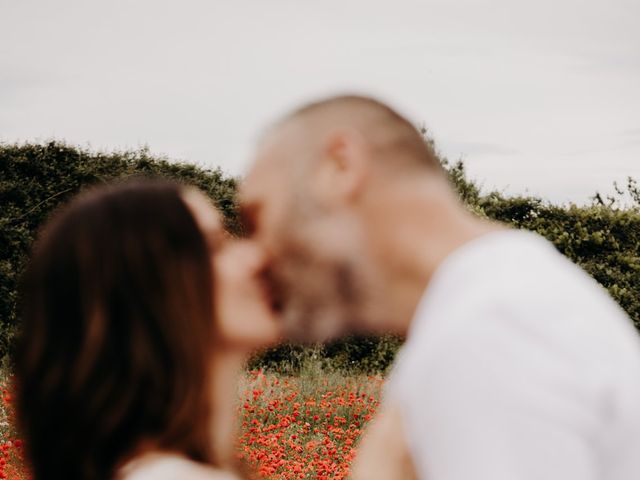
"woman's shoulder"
119,452,240,480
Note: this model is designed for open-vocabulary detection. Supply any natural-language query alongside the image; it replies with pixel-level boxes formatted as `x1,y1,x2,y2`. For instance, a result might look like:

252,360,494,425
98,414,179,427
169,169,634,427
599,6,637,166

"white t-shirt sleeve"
392,303,602,480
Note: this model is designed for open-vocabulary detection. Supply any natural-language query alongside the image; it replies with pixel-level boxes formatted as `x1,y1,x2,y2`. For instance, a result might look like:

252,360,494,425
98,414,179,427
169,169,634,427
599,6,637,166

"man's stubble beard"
269,206,384,343
273,255,363,342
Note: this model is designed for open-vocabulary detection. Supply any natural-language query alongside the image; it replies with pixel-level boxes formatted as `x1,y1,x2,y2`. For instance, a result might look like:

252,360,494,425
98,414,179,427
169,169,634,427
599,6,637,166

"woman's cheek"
214,278,257,345
213,248,280,348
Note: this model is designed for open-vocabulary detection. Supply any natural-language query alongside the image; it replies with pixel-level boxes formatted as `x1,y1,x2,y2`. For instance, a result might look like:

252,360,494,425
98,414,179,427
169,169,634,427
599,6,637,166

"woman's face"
182,189,280,350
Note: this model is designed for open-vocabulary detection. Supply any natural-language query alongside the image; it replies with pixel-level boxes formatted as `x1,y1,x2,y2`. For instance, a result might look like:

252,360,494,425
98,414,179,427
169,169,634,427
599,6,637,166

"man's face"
240,126,383,342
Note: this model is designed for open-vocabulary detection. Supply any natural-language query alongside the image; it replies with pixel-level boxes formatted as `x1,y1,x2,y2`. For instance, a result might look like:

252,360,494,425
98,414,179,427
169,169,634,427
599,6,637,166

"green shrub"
2,141,639,373
0,141,239,354
249,335,404,375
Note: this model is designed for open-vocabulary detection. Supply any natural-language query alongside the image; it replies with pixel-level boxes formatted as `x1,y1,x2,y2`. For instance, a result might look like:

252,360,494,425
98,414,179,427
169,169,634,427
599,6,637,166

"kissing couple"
15,95,640,480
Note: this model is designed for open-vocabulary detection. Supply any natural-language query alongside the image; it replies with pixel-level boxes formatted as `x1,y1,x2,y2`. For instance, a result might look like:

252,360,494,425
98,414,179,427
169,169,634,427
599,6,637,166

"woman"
15,179,279,480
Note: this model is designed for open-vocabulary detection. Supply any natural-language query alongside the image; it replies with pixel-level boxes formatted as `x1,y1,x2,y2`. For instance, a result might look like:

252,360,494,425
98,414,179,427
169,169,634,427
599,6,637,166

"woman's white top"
120,452,239,480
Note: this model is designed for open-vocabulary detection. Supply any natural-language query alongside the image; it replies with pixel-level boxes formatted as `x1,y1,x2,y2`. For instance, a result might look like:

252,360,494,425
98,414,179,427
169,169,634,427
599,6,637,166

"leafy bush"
2,141,639,373
249,335,404,375
0,141,239,354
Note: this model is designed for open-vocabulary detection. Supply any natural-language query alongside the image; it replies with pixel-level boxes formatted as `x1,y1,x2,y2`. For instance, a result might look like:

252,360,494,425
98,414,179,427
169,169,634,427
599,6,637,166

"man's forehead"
241,157,282,208
240,167,269,205
258,119,304,159
241,121,303,200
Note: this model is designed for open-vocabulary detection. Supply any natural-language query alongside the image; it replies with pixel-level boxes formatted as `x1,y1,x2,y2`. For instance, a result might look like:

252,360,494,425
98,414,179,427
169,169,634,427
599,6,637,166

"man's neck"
365,177,502,335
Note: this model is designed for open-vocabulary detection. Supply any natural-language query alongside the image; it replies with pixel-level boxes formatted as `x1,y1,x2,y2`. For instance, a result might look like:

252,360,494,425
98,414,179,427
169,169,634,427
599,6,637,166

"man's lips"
259,270,285,314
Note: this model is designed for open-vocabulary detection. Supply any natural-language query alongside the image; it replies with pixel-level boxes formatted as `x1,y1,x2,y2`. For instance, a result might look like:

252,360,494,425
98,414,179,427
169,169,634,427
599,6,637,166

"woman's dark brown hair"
15,179,217,480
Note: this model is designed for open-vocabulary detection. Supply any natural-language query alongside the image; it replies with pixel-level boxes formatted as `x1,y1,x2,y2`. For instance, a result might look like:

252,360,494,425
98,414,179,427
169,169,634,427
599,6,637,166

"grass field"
0,369,383,479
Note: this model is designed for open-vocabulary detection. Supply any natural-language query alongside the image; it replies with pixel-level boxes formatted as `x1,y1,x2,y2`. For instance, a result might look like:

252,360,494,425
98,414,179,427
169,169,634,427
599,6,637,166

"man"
240,95,640,479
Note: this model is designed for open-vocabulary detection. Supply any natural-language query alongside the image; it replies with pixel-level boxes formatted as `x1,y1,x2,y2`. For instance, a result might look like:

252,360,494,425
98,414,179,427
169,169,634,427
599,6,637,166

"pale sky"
1,0,639,204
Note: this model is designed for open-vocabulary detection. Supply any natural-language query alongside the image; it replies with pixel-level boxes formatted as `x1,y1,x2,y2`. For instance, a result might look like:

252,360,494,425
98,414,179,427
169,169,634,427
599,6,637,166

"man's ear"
312,128,369,208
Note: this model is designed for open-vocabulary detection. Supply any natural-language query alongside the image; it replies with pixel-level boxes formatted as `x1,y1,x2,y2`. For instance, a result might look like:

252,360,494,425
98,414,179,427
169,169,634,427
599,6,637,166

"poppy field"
237,370,382,479
0,380,25,480
0,371,383,479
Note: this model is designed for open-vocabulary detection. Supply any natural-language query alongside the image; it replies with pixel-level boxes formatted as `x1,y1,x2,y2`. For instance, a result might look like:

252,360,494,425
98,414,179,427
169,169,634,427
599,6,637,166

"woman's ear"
312,128,370,208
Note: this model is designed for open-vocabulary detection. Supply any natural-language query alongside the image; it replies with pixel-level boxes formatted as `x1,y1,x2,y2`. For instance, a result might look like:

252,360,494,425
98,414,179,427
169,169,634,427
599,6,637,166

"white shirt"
120,453,239,480
387,229,640,480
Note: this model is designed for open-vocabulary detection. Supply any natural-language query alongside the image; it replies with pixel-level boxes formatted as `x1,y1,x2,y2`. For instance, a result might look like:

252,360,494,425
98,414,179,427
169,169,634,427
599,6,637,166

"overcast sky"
2,0,639,203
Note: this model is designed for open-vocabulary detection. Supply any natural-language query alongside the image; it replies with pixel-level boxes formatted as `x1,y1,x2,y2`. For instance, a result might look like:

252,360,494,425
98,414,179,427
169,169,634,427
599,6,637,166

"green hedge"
1,141,639,373
0,141,239,355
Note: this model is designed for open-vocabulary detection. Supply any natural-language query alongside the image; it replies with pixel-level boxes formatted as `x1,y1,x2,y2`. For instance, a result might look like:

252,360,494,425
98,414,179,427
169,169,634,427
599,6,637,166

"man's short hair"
287,94,442,172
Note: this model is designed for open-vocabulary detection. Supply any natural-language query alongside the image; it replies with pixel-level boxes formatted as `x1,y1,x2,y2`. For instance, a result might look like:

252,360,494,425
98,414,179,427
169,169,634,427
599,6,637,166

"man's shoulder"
416,229,629,330
415,230,560,313
401,229,640,381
